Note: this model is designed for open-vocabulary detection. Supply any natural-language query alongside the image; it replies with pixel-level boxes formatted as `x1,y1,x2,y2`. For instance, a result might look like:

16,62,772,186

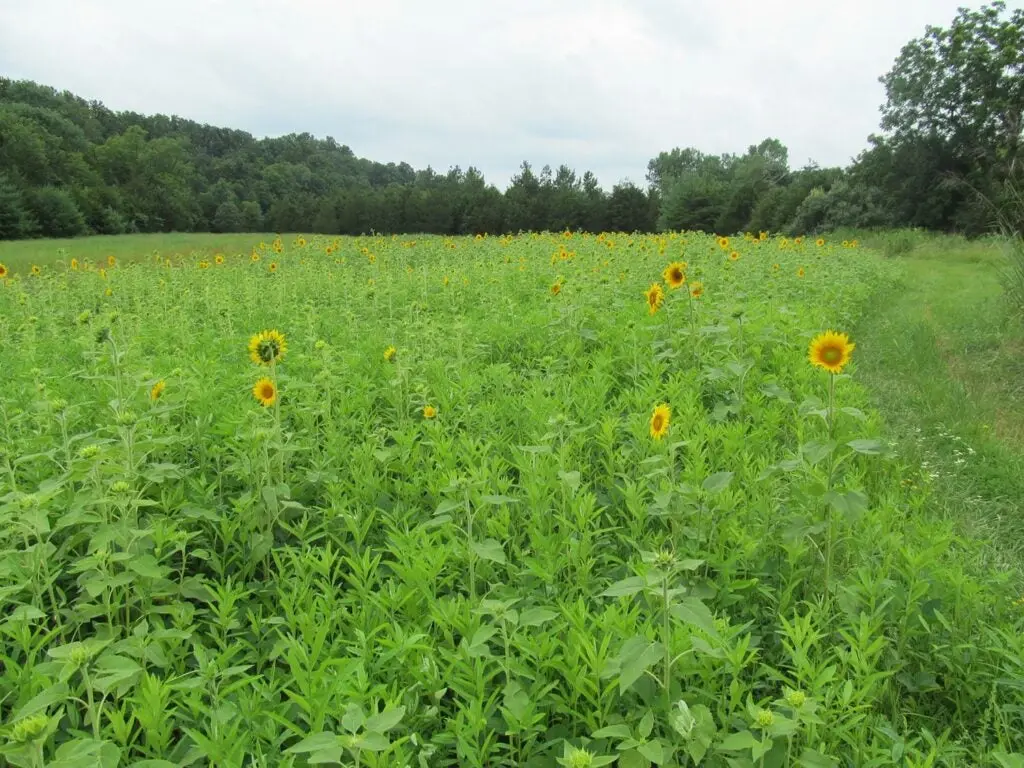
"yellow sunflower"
252,377,277,407
269,262,278,273
645,283,664,315
649,403,671,440
198,260,210,269
717,236,729,250
808,330,855,374
551,281,562,296
248,330,288,366
70,258,79,271
384,345,397,362
107,255,117,267
297,237,307,247
689,281,704,299
251,252,261,263
0,263,8,279
759,231,768,241
797,267,806,278
423,405,437,419
215,254,225,265
30,265,41,276
729,251,740,262
662,262,687,289
150,380,166,401
815,238,825,247
794,236,804,245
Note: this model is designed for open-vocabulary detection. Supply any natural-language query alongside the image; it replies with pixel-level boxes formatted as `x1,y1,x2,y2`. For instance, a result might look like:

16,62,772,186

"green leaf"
701,471,734,494
823,489,869,518
670,597,719,638
637,710,655,740
637,739,666,764
49,738,120,768
719,730,759,751
847,438,884,455
128,762,180,768
801,440,836,465
128,554,169,580
434,499,463,516
284,733,342,754
470,538,506,564
355,731,392,751
617,639,663,693
687,705,716,764
341,704,366,733
618,749,650,768
364,706,405,733
480,494,518,505
601,576,647,598
990,752,1024,768
592,724,632,740
519,607,559,627
558,470,581,491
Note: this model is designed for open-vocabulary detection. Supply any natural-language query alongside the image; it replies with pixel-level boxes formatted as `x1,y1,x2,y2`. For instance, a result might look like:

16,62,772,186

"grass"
848,231,1024,584
0,231,1023,766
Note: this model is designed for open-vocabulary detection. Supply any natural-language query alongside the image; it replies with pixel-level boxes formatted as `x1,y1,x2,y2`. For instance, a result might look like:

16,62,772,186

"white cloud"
2,0,1021,187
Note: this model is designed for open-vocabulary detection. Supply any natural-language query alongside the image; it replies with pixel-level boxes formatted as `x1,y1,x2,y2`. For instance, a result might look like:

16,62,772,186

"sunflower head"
551,281,562,296
717,236,729,250
215,254,225,264
107,255,117,267
649,404,671,440
248,330,288,366
253,377,277,407
759,231,768,241
70,258,79,271
663,262,686,289
645,283,665,315
689,281,704,299
808,330,855,374
0,263,8,279
384,345,397,362
797,267,806,278
269,262,278,273
815,238,825,247
297,237,307,248
150,380,166,401
423,404,437,419
30,265,41,276
251,252,261,263
729,251,740,262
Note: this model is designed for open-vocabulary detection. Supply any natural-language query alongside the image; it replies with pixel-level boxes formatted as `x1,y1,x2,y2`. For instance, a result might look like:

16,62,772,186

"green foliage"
0,231,1021,765
0,173,38,239
25,187,87,238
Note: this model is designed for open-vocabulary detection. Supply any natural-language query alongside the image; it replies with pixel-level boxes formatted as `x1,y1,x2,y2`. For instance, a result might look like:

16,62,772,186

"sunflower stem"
824,372,836,598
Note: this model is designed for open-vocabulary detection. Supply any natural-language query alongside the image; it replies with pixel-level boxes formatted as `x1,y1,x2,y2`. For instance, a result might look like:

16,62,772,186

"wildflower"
107,255,117,267
31,265,41,276
729,251,740,262
150,380,166,401
297,237,307,247
269,262,278,273
0,263,7,278
70,258,79,270
645,283,664,315
662,261,686,289
423,405,437,419
785,690,806,708
649,404,671,440
253,377,277,407
248,330,288,366
755,709,775,728
215,254,225,265
808,330,855,374
551,281,562,296
384,345,397,362
717,236,729,250
198,260,210,269
10,713,49,742
251,252,261,263
689,281,704,299
759,231,768,241
815,238,825,247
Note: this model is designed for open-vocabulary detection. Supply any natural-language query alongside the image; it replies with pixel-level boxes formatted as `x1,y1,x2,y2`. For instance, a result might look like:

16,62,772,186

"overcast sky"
2,0,1021,189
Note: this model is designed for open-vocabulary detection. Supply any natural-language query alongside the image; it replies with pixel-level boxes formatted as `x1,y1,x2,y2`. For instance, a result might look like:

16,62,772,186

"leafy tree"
212,200,245,233
0,173,37,238
240,200,264,231
26,187,87,237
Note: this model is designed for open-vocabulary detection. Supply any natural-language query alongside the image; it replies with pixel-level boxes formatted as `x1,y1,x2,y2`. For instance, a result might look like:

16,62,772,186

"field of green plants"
1,232,1022,767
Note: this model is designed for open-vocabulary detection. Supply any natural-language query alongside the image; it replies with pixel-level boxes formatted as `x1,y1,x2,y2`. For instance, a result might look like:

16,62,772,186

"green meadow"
0,231,1022,767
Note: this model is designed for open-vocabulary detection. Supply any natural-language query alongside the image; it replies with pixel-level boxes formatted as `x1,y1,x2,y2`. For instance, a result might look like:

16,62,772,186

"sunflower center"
258,340,280,362
822,346,842,364
652,415,664,431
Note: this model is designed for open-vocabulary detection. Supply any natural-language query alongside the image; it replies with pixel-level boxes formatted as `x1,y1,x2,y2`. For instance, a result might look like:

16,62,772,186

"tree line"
1,2,1021,240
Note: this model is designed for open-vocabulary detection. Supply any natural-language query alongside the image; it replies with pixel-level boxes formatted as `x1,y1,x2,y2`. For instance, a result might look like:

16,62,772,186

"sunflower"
717,236,729,250
772,263,780,271
30,265,41,276
649,404,671,440
815,238,825,247
423,405,437,419
794,236,804,245
269,262,278,273
551,281,562,296
797,267,806,278
759,231,768,241
198,260,210,269
808,330,855,374
850,239,859,248
689,281,704,299
107,255,117,267
150,380,166,401
248,330,288,366
215,254,225,265
0,263,8,279
729,251,740,262
250,251,261,263
645,283,664,315
252,377,277,407
297,237,307,248
662,262,686,289
384,345,397,362
70,258,79,271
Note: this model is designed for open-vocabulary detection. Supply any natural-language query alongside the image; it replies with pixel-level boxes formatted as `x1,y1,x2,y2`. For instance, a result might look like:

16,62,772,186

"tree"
27,187,87,237
240,200,264,231
0,173,37,238
212,200,244,232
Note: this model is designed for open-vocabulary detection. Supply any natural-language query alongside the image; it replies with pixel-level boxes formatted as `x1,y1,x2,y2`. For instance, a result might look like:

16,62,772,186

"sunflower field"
0,232,1022,767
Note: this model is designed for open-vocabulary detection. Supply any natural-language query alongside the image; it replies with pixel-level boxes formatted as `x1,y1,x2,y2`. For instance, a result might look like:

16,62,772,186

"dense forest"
1,2,1022,239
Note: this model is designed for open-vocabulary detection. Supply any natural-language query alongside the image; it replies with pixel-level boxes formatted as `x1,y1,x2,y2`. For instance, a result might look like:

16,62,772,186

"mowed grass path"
853,235,1024,585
